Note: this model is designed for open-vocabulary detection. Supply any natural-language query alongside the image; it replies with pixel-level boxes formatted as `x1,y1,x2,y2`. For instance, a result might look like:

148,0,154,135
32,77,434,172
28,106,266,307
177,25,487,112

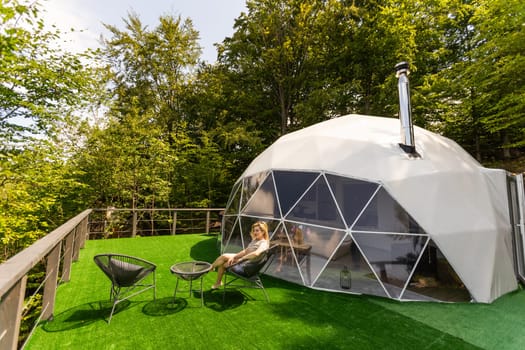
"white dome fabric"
224,114,516,303
242,115,482,181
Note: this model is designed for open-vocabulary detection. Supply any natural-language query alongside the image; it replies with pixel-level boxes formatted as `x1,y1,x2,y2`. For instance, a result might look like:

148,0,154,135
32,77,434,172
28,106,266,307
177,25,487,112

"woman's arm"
230,248,247,263
240,241,269,261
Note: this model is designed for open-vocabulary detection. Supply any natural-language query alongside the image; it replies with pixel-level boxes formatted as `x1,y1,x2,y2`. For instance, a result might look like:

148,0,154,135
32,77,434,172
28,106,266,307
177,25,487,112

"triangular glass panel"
267,220,284,241
242,173,280,218
286,175,345,229
314,233,389,298
276,222,345,286
222,217,242,254
352,232,427,299
239,216,254,249
225,181,242,215
273,170,319,217
221,215,237,248
353,187,426,234
402,239,471,302
264,223,304,286
325,174,380,229
240,171,269,211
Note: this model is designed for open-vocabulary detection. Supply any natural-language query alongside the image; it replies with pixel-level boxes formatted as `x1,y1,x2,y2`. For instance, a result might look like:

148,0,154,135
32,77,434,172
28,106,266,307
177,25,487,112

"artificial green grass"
25,234,525,349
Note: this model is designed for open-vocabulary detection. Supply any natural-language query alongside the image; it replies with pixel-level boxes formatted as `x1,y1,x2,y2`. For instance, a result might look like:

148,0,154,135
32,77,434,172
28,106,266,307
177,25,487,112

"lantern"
340,266,351,289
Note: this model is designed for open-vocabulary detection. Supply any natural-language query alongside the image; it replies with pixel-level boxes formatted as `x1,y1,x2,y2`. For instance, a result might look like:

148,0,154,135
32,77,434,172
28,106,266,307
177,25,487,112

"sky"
40,0,247,62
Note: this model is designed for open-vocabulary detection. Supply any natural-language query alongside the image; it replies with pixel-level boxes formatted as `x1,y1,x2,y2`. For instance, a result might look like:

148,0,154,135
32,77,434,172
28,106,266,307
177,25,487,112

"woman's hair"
251,221,270,241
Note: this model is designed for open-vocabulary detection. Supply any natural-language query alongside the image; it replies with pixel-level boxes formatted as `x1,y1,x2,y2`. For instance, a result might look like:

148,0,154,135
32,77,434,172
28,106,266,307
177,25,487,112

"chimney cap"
395,61,410,74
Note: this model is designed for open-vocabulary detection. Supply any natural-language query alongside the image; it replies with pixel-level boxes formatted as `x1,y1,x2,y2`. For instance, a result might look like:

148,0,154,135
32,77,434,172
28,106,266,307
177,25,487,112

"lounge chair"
93,253,157,323
222,245,277,303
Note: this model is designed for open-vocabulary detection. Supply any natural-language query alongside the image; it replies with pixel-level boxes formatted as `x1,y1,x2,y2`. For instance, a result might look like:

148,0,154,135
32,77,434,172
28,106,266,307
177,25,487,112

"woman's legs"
211,253,235,288
214,265,227,288
211,253,234,270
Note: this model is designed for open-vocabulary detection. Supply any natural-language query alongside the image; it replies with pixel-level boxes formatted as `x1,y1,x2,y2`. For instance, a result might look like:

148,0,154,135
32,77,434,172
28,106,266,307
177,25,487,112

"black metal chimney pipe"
395,61,417,155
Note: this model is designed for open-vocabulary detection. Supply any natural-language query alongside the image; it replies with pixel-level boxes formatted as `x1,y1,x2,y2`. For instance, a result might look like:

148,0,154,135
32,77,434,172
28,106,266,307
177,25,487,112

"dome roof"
242,114,481,182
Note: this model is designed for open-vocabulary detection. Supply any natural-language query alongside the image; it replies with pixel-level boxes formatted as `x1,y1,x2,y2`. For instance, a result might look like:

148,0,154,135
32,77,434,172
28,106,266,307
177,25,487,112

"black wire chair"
94,253,157,323
222,245,277,303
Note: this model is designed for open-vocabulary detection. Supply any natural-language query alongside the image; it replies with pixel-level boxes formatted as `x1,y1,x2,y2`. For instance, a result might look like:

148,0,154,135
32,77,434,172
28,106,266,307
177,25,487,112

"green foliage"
216,0,432,136
2,3,525,344
215,0,524,162
75,110,174,209
0,0,98,260
0,0,99,144
470,0,525,148
71,0,525,216
414,0,525,160
218,0,328,136
76,12,254,210
0,141,87,261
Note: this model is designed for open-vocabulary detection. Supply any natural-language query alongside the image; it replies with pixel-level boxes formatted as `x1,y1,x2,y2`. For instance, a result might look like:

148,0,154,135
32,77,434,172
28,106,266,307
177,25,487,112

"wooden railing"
88,208,224,238
0,207,224,350
0,209,91,350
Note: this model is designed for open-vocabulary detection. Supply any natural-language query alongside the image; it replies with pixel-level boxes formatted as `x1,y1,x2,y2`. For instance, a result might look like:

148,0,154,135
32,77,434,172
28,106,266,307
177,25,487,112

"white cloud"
40,0,246,62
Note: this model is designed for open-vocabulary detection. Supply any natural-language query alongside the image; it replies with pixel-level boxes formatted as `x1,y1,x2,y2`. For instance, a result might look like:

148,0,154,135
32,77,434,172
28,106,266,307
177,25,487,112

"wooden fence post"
206,211,210,235
171,211,177,235
41,243,61,320
62,230,75,282
132,210,137,237
78,216,88,248
0,276,27,350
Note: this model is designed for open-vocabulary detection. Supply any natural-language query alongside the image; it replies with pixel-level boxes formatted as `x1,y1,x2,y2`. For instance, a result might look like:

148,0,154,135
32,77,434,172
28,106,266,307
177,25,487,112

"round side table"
170,261,212,306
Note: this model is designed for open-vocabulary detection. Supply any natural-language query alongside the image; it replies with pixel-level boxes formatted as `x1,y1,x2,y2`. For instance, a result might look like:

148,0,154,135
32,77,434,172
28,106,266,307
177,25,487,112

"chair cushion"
109,259,147,286
231,256,266,277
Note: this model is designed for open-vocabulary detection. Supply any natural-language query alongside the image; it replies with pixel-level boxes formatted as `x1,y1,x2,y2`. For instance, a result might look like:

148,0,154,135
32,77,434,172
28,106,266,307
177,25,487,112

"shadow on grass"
41,300,131,332
142,297,187,316
203,290,246,311
142,290,247,314
189,236,219,262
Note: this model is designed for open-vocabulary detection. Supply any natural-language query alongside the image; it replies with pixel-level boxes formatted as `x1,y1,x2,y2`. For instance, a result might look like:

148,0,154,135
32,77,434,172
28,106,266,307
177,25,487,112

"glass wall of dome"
222,170,470,302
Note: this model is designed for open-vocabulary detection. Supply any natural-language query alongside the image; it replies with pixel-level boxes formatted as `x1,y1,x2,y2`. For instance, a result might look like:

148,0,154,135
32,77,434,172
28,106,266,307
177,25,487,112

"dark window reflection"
314,235,389,299
273,171,319,216
404,240,471,301
287,176,345,229
326,174,379,228
270,222,346,286
354,188,426,234
353,232,427,298
222,215,236,239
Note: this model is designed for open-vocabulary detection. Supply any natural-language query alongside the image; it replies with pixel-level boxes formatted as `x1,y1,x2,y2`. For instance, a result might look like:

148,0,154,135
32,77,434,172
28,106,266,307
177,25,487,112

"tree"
216,0,430,138
0,141,87,261
218,0,329,137
80,12,242,209
469,0,525,158
0,0,99,145
76,109,173,209
180,63,263,204
102,13,201,145
0,0,100,259
415,0,525,161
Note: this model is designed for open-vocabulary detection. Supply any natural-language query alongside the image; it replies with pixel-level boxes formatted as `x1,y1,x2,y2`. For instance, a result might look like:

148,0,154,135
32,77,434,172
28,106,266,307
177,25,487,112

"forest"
1,0,524,261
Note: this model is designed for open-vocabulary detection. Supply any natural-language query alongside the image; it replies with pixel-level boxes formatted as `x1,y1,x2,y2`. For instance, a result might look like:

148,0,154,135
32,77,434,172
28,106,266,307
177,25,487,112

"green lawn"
25,234,525,349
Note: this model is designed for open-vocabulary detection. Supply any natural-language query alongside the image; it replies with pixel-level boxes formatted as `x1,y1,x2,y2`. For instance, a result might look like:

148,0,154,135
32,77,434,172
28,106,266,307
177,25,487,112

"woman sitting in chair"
210,221,270,289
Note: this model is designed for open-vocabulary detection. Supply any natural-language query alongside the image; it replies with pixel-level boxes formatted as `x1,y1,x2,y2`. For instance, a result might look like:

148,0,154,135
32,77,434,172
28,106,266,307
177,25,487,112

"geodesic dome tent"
221,114,518,303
